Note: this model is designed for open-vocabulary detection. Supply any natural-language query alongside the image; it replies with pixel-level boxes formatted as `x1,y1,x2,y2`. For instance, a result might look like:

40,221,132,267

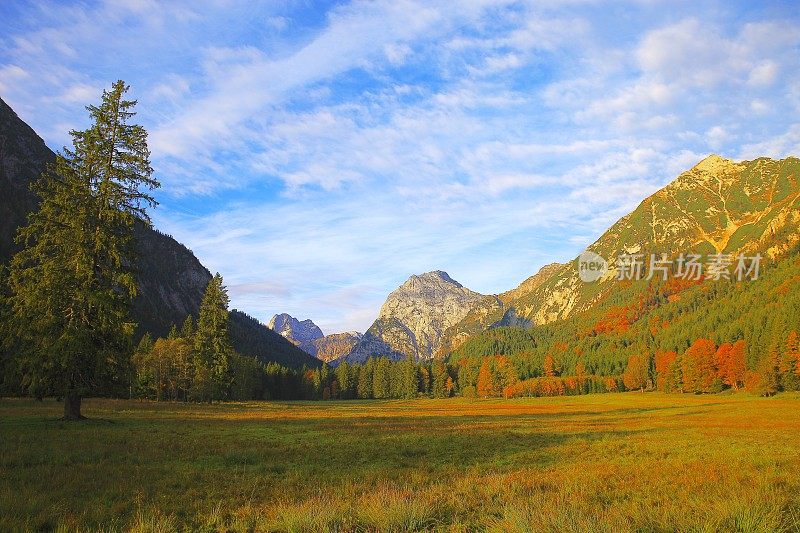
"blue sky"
2,1,799,334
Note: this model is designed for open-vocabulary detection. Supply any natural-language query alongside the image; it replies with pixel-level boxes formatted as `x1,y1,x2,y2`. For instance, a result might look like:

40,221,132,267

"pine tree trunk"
63,393,85,420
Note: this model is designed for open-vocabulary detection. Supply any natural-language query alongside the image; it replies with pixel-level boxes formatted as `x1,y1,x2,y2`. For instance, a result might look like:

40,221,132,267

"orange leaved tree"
718,340,746,390
476,359,494,398
623,354,648,392
543,354,559,377
682,338,719,393
655,350,678,392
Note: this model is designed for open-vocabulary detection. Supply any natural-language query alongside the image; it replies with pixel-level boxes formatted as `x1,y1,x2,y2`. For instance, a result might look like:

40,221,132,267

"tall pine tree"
8,81,158,419
194,273,232,402
432,360,449,398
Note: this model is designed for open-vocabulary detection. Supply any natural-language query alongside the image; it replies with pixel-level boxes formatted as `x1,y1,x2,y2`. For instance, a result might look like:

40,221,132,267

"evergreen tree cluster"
450,244,800,397
131,274,239,402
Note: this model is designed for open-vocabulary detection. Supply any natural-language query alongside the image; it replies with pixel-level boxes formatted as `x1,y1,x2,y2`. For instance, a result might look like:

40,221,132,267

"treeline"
452,332,800,399
131,347,453,401
302,355,623,401
451,243,800,397
640,334,799,396
131,317,313,402
132,340,612,401
128,272,291,403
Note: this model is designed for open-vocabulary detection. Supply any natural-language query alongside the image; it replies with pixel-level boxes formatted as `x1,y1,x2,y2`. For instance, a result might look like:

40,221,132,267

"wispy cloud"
1,0,799,332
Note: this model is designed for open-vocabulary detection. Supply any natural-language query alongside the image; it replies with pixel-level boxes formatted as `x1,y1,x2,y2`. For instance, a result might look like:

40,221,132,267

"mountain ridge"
0,97,319,369
438,154,800,358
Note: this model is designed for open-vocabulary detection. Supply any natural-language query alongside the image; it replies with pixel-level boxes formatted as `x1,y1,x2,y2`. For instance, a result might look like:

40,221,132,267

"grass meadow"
1,393,800,532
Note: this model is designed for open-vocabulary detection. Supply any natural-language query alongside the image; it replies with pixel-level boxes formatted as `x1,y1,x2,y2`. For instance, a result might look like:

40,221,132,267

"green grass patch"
1,393,799,531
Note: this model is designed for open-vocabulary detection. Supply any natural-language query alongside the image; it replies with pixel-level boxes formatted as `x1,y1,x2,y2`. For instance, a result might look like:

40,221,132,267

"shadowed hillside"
0,98,318,369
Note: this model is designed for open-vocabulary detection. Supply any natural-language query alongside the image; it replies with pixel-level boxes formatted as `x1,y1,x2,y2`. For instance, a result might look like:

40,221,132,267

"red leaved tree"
655,350,678,392
623,354,648,392
722,340,747,390
682,338,718,393
477,359,494,398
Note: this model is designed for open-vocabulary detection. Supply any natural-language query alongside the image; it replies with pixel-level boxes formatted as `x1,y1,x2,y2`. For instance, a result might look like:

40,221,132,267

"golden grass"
1,392,799,531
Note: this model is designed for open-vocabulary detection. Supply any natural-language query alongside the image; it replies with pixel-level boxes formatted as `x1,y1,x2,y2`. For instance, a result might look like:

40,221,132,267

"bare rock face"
268,313,324,354
343,270,484,362
312,332,362,363
267,313,362,363
438,154,800,357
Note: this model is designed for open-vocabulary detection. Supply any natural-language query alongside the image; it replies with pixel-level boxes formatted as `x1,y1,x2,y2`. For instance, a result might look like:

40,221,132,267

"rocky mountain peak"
407,270,460,286
669,153,744,192
312,332,363,363
693,153,733,172
268,313,324,345
342,271,484,363
378,270,475,320
437,155,800,357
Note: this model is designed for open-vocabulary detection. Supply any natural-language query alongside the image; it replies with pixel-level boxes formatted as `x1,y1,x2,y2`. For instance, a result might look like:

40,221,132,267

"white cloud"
2,1,799,331
150,75,191,103
384,43,412,66
748,61,778,87
470,53,523,75
52,83,100,104
149,1,447,158
705,126,730,150
738,124,800,160
636,19,733,88
749,99,770,114
265,16,288,31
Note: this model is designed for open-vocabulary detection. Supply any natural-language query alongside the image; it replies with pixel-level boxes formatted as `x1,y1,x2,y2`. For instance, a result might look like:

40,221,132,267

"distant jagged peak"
341,269,484,362
404,270,462,288
268,313,324,344
312,331,363,363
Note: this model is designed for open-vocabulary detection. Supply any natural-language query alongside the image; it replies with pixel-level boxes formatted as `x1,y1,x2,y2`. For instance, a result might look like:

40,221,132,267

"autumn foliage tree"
717,340,746,390
543,354,559,377
132,337,192,401
575,362,587,393
682,339,719,393
476,359,494,398
445,376,454,396
623,354,648,392
654,351,678,392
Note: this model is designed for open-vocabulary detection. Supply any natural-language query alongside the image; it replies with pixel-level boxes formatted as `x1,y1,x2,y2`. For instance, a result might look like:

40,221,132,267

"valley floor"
1,393,799,532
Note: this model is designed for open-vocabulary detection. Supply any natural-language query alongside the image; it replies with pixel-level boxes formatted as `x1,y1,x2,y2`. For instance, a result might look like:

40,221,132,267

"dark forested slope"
0,97,317,368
